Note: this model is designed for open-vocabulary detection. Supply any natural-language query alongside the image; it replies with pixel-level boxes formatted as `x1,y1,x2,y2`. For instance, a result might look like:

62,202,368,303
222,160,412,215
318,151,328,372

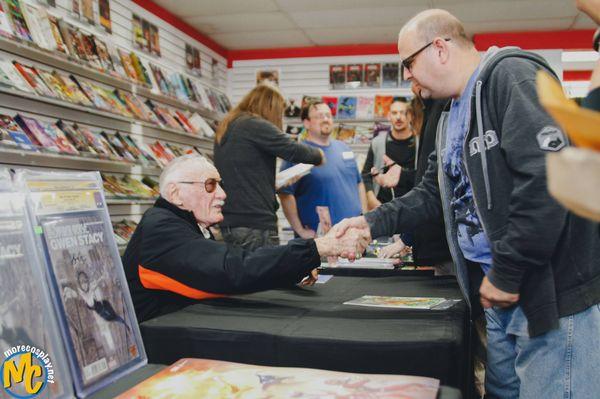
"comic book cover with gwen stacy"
17,170,146,398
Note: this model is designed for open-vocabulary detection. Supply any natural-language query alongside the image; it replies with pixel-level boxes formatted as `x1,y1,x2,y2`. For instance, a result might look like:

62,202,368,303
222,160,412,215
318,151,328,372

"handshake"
314,216,372,260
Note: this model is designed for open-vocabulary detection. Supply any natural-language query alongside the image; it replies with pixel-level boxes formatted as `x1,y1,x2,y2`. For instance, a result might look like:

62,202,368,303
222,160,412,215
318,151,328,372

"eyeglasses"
401,38,451,80
176,178,222,193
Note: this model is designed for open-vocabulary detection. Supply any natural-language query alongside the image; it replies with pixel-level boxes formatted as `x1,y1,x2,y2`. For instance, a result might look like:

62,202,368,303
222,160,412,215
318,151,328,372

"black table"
319,265,435,277
141,275,468,393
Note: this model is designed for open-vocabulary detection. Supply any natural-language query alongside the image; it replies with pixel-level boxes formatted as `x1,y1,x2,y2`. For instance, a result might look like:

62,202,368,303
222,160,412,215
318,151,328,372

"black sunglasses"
177,178,222,193
401,38,451,80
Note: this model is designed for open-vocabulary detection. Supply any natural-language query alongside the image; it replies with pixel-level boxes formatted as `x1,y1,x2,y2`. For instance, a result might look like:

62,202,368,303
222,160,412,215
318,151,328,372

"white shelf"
0,36,222,121
0,146,162,175
285,117,388,124
106,198,157,205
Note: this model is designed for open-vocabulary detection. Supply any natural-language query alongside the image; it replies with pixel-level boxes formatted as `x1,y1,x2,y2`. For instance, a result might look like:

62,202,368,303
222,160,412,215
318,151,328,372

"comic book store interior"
0,0,599,398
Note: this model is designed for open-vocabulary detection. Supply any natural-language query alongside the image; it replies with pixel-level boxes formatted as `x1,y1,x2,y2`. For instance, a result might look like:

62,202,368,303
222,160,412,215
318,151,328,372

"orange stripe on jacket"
138,265,225,300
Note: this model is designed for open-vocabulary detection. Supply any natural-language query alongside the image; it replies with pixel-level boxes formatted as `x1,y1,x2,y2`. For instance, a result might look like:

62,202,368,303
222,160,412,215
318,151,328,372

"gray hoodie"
365,47,600,337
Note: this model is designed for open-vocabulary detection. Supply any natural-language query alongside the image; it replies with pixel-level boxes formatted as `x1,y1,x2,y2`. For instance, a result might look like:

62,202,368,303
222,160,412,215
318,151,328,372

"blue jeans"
484,304,600,399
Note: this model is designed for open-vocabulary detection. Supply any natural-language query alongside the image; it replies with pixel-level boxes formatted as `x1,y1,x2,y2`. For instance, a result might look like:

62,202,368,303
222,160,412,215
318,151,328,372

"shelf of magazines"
284,117,388,124
0,144,163,174
0,86,214,149
0,35,223,121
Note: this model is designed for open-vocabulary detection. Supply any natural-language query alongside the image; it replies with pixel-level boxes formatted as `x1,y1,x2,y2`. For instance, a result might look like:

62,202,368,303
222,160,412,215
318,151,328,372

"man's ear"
434,37,450,64
167,183,183,206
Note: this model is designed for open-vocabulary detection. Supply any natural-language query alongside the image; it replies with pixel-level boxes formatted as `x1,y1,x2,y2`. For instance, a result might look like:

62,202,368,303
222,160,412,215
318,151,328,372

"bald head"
399,9,472,49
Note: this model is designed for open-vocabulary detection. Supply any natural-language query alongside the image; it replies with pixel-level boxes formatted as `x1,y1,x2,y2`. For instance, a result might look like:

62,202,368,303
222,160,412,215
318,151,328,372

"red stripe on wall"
563,70,593,81
473,30,595,51
228,43,399,67
131,0,228,58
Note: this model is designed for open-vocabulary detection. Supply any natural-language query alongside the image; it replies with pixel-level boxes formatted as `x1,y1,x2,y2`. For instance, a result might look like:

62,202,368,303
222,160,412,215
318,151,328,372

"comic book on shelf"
74,124,121,160
0,1,14,37
188,113,215,138
329,64,346,89
4,0,32,42
14,114,60,152
100,131,136,162
116,358,439,399
356,96,375,119
37,70,71,102
55,120,96,155
16,170,147,398
20,1,50,49
42,122,79,155
53,71,94,106
0,57,34,93
132,14,145,50
0,114,37,151
46,14,69,54
337,96,357,119
375,95,394,118
13,62,57,98
0,168,74,399
322,96,338,117
81,0,94,25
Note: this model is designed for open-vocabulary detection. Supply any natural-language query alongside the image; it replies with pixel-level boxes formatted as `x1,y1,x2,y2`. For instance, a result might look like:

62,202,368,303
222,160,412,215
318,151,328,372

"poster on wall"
365,63,381,88
211,58,219,83
382,62,399,88
329,64,346,89
132,14,145,50
193,47,200,72
71,0,81,19
149,24,160,56
346,63,363,89
256,69,279,87
185,44,194,70
98,0,111,33
81,0,94,25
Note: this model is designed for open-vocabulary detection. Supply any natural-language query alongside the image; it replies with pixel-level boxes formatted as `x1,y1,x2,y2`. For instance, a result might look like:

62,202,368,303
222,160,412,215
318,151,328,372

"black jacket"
214,114,322,230
366,48,600,337
411,98,451,265
123,197,321,322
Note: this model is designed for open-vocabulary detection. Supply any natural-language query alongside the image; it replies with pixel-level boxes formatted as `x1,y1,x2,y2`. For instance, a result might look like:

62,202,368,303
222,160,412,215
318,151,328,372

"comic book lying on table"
117,358,440,399
16,170,146,398
0,168,73,399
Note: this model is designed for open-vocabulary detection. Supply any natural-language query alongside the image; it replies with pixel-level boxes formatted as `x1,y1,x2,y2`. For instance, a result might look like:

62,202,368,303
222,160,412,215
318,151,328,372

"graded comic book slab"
17,171,146,398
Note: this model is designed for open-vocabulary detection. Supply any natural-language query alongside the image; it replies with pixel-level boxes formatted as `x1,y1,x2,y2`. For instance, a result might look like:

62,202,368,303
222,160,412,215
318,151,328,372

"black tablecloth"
140,275,468,392
319,266,435,277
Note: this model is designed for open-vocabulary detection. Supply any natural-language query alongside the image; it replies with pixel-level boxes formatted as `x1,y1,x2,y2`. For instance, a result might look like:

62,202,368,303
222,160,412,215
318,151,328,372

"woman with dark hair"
214,85,323,251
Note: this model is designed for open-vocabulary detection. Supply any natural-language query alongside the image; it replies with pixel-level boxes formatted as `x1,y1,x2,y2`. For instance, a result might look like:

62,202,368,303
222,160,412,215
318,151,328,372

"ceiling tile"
288,6,428,29
153,0,279,17
571,13,598,29
464,18,575,35
446,1,578,22
276,0,429,12
211,30,313,49
185,12,296,34
304,26,402,46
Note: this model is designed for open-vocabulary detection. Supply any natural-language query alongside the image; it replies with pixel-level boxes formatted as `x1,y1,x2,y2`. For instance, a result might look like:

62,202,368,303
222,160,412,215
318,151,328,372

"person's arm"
366,191,381,210
357,182,368,214
137,211,368,296
246,117,323,165
278,192,315,239
582,61,600,110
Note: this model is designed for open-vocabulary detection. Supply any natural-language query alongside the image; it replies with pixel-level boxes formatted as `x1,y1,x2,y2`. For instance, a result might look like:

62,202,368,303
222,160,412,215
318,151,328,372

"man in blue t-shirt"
279,102,367,239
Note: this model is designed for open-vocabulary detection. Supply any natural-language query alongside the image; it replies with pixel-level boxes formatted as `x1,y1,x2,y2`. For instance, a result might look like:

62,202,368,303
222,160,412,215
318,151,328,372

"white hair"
159,154,215,199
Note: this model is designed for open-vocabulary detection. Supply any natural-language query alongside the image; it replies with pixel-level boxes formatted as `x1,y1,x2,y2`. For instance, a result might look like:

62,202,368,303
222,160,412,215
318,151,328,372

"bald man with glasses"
334,9,600,399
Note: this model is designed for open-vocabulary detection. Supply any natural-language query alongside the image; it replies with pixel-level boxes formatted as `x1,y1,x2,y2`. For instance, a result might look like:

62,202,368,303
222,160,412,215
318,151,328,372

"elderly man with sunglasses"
334,8,600,399
123,154,369,323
